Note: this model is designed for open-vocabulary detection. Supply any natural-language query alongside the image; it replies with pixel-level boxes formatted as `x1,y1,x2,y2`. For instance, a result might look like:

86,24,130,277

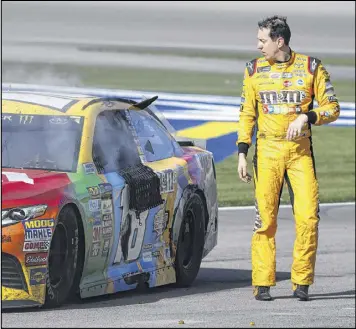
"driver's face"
257,28,279,61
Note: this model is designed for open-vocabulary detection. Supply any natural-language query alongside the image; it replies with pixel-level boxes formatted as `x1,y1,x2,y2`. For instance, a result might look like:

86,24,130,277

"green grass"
216,126,355,206
3,62,355,102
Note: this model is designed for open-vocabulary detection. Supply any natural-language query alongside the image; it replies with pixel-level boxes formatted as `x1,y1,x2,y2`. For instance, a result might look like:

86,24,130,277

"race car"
1,87,218,309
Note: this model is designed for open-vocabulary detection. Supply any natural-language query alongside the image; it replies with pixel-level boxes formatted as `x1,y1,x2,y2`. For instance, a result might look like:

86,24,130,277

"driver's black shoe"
253,286,273,301
293,284,309,301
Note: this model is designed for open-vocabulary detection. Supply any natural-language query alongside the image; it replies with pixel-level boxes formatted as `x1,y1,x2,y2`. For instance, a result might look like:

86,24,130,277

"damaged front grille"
119,163,164,212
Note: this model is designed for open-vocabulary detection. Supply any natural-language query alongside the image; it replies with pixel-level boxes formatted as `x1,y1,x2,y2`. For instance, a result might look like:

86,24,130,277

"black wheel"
175,193,205,287
45,206,82,308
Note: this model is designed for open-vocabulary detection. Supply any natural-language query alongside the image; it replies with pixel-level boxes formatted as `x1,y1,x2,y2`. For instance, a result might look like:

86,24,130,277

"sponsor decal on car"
23,219,54,229
102,214,113,238
25,228,52,241
93,225,101,242
88,199,101,212
83,163,96,174
101,199,113,215
87,186,100,198
29,268,47,285
91,242,101,257
25,252,48,266
23,240,51,252
102,239,110,257
99,183,113,196
156,170,176,194
154,205,169,237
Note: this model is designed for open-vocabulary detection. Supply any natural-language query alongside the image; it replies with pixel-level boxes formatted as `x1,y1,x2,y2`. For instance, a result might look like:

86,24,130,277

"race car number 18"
114,185,149,264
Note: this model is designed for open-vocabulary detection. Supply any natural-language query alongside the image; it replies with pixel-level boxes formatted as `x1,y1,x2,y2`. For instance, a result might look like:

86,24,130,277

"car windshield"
2,114,83,172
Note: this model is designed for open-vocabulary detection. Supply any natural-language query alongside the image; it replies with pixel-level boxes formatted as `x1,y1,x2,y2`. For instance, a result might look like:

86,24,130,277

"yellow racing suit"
236,50,340,288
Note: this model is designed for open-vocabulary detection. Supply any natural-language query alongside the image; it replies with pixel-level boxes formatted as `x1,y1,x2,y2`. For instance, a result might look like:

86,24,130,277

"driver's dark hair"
258,15,291,45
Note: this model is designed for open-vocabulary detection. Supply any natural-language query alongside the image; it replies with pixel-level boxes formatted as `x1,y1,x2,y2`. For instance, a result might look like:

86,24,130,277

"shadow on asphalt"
274,289,355,301
2,267,291,313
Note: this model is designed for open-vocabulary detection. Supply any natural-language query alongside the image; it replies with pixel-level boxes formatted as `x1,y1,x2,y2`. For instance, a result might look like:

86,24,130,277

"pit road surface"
2,204,355,328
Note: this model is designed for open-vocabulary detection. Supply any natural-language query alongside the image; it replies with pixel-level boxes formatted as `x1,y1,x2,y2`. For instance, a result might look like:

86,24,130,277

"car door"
91,109,179,280
127,109,190,270
82,109,144,283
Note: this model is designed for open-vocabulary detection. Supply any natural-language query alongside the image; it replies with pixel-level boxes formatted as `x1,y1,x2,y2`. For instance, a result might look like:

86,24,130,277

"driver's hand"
238,153,252,183
286,114,308,141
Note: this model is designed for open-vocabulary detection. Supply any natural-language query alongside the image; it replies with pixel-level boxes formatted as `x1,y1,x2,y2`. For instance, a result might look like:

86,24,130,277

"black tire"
175,193,205,287
45,206,82,308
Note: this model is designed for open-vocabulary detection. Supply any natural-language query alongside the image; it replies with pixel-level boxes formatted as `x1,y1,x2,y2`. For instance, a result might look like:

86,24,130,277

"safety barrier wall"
2,83,355,126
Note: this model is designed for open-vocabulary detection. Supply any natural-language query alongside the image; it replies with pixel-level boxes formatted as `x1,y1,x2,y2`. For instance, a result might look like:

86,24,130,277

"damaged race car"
1,88,218,309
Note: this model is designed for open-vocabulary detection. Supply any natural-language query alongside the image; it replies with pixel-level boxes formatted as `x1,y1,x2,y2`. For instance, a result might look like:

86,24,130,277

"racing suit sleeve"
237,67,257,155
305,62,340,125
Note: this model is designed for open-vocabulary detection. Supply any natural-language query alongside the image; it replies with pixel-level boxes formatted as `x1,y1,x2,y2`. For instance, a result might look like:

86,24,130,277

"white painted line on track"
219,202,355,211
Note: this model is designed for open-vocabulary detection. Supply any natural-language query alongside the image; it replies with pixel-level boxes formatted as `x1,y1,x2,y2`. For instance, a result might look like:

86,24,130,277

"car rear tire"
45,206,81,308
175,193,205,287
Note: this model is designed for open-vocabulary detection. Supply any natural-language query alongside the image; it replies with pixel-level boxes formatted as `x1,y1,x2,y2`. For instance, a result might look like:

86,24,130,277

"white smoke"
2,64,83,87
93,109,143,173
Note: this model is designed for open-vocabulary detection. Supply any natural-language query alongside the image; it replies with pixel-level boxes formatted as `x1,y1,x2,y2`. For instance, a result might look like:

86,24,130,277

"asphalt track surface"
2,204,355,328
2,2,355,80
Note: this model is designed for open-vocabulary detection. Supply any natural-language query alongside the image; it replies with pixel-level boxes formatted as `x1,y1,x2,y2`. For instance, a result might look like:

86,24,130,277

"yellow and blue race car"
1,87,218,309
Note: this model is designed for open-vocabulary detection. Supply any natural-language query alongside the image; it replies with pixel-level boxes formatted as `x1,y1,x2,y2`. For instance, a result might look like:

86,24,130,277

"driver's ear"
277,37,284,48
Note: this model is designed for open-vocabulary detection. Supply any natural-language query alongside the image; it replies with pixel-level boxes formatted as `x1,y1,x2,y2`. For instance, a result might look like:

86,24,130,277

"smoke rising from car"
92,110,142,174
2,65,83,87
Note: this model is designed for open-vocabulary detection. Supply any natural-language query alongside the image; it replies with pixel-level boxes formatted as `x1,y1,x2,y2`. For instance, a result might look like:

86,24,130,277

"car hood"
1,169,71,206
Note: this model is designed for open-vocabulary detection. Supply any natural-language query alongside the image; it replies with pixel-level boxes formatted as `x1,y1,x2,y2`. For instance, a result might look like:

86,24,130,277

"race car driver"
236,15,340,301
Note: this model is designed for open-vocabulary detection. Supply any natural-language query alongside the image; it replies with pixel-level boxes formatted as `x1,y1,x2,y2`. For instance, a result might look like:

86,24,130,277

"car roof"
1,89,137,117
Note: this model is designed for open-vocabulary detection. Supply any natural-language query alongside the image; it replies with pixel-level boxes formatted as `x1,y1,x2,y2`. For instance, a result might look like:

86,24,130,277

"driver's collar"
268,48,295,67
